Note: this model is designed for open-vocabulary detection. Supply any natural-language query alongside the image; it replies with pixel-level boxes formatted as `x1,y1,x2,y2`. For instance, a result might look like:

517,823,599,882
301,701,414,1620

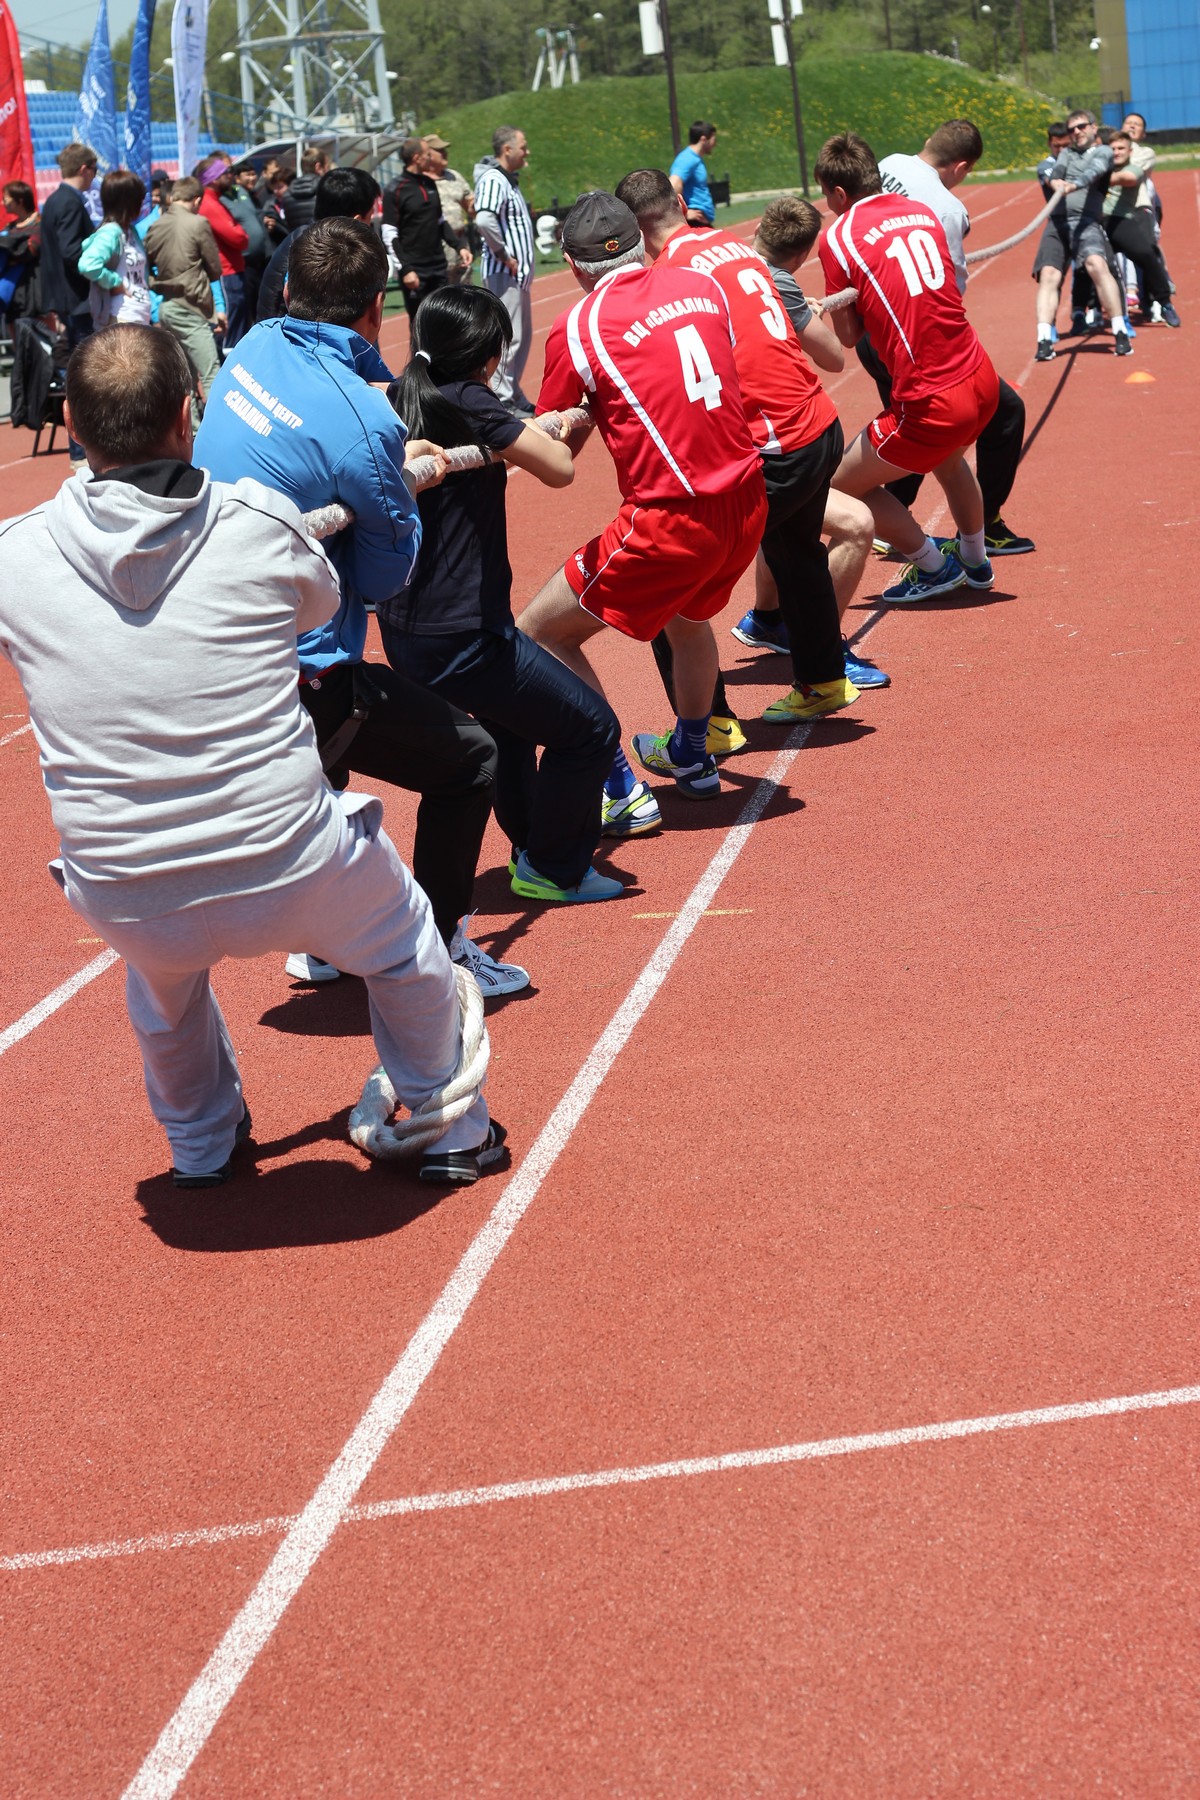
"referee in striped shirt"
473,126,537,416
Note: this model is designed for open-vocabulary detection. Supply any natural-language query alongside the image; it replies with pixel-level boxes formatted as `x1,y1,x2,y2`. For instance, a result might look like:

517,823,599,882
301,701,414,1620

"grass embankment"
422,53,1057,207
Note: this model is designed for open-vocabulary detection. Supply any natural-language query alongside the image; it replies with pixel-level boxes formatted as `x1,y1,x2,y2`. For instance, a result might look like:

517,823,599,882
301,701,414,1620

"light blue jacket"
195,316,420,675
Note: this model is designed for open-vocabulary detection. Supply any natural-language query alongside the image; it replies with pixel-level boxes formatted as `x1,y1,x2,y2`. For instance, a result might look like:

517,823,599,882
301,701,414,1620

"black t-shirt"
379,379,524,636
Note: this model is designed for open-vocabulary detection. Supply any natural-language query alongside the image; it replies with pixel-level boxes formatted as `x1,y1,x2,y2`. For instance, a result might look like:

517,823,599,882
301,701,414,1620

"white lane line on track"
119,722,814,1800
0,721,32,748
7,1382,1197,1575
0,949,119,1059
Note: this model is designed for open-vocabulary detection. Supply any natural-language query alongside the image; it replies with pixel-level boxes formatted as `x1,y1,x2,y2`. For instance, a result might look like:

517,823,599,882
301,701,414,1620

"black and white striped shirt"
473,163,535,289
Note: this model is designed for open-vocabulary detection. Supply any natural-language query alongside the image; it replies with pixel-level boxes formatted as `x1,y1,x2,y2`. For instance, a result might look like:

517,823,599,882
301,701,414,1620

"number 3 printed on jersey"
885,228,946,296
675,323,723,409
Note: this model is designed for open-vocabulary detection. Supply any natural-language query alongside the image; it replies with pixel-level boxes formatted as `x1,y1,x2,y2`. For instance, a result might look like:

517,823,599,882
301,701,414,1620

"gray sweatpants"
67,799,489,1176
485,269,534,406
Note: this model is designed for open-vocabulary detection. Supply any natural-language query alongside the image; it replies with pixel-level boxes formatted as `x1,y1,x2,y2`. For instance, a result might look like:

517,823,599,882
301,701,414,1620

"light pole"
660,0,681,155
592,10,612,75
767,0,808,194
980,2,999,72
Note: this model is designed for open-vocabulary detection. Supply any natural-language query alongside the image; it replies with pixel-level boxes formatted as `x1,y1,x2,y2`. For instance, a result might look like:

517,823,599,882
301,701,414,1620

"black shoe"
172,1105,253,1189
1113,330,1133,356
1035,340,1056,361
1162,302,1181,328
419,1120,508,1186
506,398,536,419
984,516,1036,556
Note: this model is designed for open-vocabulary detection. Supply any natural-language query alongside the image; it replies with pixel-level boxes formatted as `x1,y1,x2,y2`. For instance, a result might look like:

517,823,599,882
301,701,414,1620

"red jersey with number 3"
819,194,985,404
662,224,837,454
537,261,760,503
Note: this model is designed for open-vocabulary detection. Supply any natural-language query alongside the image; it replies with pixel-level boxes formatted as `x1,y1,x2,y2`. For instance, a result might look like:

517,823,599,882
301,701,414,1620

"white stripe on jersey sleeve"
824,213,851,278
840,201,917,367
566,295,597,391
586,272,695,497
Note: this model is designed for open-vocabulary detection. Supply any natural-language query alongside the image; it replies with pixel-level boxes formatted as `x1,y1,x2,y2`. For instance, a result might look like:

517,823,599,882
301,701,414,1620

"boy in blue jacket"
197,217,529,998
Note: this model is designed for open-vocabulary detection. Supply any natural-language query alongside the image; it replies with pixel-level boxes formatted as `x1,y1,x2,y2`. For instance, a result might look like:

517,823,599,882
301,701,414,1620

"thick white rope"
820,191,1065,314
301,406,594,539
348,963,490,1160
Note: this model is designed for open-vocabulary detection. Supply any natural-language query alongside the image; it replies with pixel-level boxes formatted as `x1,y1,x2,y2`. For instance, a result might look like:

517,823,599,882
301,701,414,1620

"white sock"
914,536,946,574
1037,321,1052,341
1111,317,1125,335
959,529,986,566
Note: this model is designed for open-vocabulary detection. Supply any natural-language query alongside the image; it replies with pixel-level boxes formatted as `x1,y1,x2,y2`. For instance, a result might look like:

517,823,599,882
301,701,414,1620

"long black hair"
389,284,513,450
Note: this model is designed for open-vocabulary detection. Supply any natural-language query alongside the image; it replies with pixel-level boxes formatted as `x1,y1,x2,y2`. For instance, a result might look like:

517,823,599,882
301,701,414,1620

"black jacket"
281,174,320,233
10,318,68,430
0,218,42,320
38,183,92,318
388,168,462,277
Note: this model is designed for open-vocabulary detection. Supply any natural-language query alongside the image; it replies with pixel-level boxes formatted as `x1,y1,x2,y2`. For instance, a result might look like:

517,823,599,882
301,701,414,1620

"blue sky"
14,0,141,57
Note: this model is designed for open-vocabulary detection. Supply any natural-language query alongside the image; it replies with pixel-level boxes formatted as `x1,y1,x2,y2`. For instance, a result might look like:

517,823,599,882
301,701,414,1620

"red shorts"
564,476,768,643
868,355,1000,475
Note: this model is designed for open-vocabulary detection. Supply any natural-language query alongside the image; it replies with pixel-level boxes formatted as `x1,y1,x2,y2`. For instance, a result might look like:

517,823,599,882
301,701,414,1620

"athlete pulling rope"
306,410,590,1159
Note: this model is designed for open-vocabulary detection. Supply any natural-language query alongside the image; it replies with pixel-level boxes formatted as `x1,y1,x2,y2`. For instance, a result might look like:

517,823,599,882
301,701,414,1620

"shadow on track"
137,1114,513,1252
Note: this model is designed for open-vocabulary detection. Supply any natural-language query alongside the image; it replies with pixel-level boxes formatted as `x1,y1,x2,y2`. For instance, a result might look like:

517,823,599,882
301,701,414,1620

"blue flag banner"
125,0,157,190
73,0,120,178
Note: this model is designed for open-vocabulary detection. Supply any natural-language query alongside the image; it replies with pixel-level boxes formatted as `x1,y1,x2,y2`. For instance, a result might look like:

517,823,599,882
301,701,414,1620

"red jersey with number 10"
819,193,984,404
537,260,760,503
663,224,837,454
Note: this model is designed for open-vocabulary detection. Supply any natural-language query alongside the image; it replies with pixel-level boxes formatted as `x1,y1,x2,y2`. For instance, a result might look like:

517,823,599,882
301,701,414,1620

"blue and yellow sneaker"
937,539,994,590
762,676,860,725
882,552,967,603
511,850,623,903
631,730,721,798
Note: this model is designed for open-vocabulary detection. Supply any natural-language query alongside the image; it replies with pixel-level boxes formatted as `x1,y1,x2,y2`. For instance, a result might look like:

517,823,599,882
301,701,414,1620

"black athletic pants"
403,267,449,321
380,623,619,890
300,660,496,945
651,420,846,714
855,336,1025,525
1105,210,1171,307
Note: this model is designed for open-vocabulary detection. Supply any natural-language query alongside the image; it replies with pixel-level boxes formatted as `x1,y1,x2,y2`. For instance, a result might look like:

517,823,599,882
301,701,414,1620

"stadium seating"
25,90,241,202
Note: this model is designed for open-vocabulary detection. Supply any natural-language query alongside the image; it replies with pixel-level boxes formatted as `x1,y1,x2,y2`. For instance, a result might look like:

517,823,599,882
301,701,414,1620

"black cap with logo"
561,191,642,262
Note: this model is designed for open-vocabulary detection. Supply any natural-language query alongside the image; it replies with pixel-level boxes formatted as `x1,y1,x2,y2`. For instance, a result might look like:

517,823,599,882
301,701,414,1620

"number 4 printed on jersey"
885,228,946,297
675,323,723,409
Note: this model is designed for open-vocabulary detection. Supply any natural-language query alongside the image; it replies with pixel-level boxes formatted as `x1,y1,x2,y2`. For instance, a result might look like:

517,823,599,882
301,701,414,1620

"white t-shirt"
879,153,970,294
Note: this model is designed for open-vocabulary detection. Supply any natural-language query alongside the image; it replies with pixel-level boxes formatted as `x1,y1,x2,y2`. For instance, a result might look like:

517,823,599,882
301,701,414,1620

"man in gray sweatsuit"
1036,109,1131,356
0,325,503,1188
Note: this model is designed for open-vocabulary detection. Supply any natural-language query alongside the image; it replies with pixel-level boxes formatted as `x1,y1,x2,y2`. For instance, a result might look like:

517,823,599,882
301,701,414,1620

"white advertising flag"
171,0,209,175
638,1,663,56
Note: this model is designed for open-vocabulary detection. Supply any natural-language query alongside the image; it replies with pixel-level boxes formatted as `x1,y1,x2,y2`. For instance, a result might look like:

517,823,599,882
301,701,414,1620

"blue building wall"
1124,0,1200,131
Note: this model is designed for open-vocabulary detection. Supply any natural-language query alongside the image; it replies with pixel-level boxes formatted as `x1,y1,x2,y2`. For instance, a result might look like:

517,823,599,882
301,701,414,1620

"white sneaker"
449,915,530,1000
601,780,662,838
285,952,341,982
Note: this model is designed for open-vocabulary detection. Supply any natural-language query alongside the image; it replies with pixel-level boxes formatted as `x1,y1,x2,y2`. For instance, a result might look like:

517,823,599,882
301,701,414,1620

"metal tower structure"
235,0,395,143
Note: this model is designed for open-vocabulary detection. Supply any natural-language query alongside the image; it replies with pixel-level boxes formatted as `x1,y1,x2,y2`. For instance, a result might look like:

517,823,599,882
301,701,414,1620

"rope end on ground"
349,966,490,1160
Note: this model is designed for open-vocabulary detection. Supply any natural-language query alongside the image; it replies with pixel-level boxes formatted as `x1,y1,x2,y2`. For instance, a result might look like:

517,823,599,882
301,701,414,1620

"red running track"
0,175,1198,1797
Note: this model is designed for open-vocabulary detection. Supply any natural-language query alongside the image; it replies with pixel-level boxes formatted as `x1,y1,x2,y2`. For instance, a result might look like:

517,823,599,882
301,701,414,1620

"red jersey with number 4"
662,224,837,454
537,261,760,503
819,194,984,404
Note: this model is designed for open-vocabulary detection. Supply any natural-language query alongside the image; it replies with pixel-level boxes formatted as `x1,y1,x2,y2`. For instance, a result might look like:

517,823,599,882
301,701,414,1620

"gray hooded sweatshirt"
0,469,344,922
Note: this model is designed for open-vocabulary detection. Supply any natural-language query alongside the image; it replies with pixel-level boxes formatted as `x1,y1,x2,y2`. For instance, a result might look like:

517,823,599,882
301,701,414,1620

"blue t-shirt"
670,146,714,222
